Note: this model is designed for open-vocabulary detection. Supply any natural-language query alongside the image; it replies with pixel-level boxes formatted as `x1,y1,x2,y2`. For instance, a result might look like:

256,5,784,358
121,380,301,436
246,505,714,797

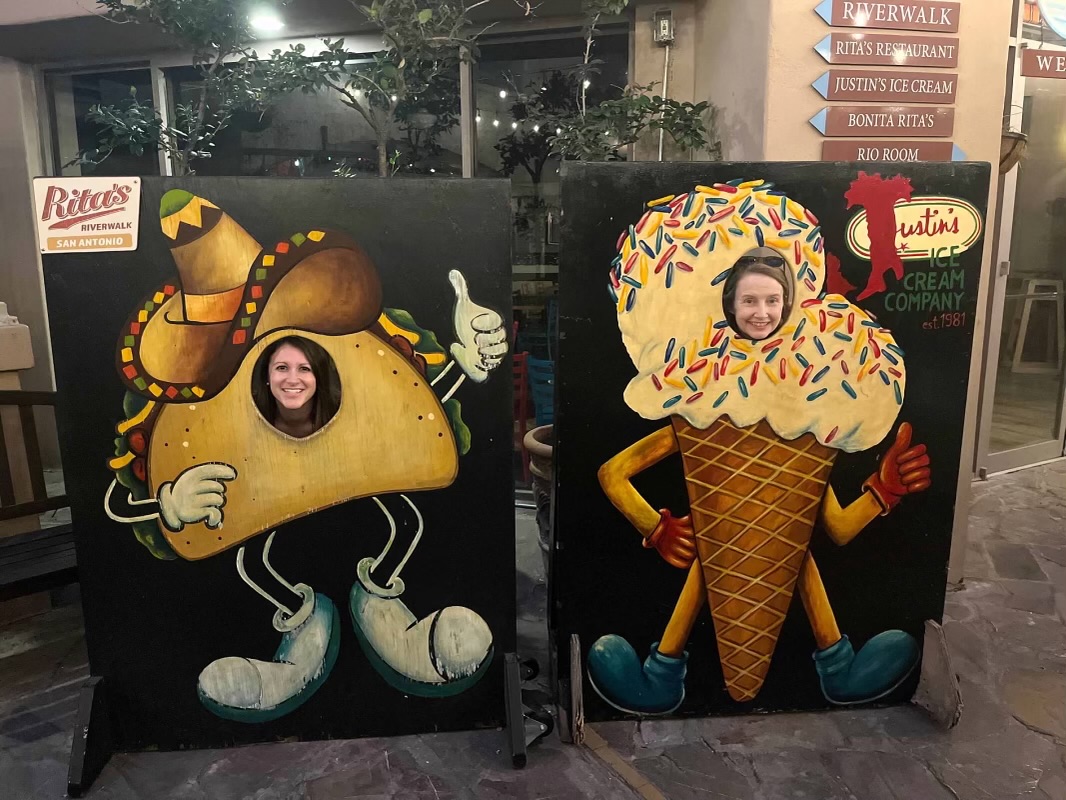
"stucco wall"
694,0,771,161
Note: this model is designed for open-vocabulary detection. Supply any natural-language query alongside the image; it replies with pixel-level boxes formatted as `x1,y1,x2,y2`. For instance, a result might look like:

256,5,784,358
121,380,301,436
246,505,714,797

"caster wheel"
525,706,554,747
520,658,540,681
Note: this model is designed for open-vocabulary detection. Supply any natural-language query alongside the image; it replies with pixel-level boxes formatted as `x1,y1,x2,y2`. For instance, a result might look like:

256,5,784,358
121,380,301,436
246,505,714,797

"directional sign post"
812,69,957,103
822,140,967,161
814,32,960,67
814,0,961,33
810,106,955,137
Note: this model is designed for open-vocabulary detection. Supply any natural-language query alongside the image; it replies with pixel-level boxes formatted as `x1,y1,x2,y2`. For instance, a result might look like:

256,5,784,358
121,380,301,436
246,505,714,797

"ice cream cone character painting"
104,190,507,723
588,181,932,714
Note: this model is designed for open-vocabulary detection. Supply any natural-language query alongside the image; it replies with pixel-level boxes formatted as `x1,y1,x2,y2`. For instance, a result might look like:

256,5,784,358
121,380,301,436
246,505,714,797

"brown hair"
252,336,341,433
723,262,792,334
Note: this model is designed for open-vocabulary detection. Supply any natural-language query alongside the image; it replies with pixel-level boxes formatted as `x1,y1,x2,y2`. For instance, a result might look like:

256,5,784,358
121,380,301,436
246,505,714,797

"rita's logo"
845,196,983,262
40,183,133,230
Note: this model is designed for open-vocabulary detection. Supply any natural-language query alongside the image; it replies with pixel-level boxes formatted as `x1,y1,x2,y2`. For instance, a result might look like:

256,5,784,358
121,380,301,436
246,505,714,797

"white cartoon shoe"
198,537,341,722
349,557,493,697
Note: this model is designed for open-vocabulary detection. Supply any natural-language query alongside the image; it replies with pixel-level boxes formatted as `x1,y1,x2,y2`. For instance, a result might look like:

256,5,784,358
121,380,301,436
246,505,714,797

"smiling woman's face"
733,272,785,340
268,343,317,412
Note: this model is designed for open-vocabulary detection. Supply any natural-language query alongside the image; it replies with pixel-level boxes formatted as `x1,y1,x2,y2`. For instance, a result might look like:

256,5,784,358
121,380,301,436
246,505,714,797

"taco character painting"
587,181,932,714
104,190,507,722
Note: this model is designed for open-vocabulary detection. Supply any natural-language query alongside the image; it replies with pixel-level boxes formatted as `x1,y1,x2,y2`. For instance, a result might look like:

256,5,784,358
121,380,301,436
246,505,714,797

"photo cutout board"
554,162,989,720
43,177,515,750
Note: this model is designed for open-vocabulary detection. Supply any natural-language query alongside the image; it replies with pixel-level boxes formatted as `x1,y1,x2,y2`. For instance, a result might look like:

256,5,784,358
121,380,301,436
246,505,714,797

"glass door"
980,31,1066,473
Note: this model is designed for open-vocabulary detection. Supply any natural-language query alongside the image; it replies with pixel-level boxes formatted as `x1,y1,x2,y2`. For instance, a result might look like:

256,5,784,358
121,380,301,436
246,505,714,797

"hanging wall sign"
810,106,955,136
1021,47,1066,77
822,140,967,161
33,176,141,254
814,33,960,67
813,70,957,103
815,0,961,33
1037,1,1066,40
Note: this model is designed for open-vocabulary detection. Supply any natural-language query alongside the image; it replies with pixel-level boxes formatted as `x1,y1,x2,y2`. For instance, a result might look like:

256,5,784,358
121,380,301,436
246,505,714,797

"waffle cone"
671,417,836,702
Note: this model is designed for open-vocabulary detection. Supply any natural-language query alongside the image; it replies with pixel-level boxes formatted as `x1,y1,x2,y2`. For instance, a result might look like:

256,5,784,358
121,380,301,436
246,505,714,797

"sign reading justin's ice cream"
33,177,141,254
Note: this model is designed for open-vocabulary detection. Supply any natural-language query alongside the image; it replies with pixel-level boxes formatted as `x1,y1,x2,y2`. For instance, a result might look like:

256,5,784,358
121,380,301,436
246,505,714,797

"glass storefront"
980,2,1066,473
44,68,159,177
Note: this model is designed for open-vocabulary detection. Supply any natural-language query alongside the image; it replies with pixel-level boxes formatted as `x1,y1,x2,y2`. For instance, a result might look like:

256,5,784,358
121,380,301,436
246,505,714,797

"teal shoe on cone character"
587,635,687,715
814,630,920,705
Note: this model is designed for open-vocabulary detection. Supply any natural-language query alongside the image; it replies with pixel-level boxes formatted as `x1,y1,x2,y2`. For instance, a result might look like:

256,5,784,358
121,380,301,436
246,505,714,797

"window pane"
166,62,463,178
474,30,628,487
48,69,158,177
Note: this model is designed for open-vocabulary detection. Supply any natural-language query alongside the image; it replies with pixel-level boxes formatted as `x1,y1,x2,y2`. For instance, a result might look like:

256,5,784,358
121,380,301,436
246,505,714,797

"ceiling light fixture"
249,9,284,33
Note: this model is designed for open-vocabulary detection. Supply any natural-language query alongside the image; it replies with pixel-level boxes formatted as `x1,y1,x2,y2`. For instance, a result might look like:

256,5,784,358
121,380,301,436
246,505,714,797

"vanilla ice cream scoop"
610,181,905,452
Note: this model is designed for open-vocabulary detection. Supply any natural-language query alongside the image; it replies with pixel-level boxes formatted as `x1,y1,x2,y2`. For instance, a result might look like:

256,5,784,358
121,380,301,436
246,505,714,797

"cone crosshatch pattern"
672,417,837,702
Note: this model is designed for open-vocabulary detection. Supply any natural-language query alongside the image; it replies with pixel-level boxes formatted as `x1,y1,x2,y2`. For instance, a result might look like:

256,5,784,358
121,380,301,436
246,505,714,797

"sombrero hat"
115,189,383,401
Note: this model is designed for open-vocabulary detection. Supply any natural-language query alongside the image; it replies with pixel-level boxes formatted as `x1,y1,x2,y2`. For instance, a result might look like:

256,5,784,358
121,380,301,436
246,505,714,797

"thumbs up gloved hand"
863,422,931,515
448,269,508,383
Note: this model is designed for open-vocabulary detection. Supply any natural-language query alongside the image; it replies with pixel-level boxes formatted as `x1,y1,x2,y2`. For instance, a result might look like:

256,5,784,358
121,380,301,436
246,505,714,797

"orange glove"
863,422,932,515
643,508,697,568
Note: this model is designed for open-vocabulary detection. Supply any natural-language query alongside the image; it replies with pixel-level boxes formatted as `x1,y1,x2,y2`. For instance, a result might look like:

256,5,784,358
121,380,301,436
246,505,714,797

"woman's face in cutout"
268,343,318,413
733,273,785,340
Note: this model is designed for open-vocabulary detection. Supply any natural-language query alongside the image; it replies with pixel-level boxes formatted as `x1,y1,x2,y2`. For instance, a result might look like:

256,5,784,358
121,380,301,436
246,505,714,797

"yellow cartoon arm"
820,421,933,546
597,426,678,537
819,486,882,546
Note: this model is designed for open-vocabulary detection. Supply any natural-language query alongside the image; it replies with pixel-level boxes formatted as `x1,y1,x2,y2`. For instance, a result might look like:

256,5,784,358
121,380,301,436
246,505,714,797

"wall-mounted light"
499,90,507,99
492,119,500,127
511,121,518,129
250,9,284,33
476,113,482,123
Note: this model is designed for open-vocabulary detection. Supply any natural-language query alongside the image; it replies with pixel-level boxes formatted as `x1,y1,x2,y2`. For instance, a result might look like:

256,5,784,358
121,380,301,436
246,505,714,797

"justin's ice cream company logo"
845,196,982,262
33,176,141,254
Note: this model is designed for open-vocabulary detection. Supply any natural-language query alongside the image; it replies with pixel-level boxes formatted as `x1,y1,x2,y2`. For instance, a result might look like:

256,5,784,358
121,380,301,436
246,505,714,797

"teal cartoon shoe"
198,586,340,723
814,630,920,705
587,635,687,715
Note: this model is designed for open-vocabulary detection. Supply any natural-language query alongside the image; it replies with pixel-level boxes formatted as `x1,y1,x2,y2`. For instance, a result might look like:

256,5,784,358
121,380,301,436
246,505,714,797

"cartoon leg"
800,555,919,706
349,495,493,697
586,560,701,715
197,533,341,723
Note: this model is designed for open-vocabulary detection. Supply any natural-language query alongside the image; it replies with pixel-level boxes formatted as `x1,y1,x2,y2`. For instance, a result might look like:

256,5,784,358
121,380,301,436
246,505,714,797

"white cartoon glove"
158,463,237,532
448,269,508,383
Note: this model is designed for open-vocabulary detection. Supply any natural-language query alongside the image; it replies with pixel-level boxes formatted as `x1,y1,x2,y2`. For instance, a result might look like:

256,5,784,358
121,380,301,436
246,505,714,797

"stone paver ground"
3,464,1066,798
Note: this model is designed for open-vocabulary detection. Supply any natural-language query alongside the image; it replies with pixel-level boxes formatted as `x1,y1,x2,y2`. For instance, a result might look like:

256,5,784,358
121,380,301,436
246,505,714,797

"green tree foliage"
260,0,490,177
74,0,288,175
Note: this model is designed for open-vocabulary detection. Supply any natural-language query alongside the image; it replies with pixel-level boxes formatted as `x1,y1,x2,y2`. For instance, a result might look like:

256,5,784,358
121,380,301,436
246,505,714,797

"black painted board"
43,177,515,750
554,161,990,720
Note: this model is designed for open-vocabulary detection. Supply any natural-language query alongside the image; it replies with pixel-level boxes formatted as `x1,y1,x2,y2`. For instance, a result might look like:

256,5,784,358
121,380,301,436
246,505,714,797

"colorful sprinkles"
610,181,905,423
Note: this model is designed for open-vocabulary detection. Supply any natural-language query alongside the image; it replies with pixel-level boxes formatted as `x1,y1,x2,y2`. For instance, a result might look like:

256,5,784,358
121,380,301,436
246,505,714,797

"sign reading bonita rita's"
33,176,142,254
810,105,954,136
815,0,960,33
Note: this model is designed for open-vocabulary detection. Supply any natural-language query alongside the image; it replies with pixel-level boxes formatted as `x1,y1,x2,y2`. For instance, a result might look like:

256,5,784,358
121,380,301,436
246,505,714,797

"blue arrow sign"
812,72,830,99
809,108,828,135
952,144,967,161
815,34,832,62
815,0,833,25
